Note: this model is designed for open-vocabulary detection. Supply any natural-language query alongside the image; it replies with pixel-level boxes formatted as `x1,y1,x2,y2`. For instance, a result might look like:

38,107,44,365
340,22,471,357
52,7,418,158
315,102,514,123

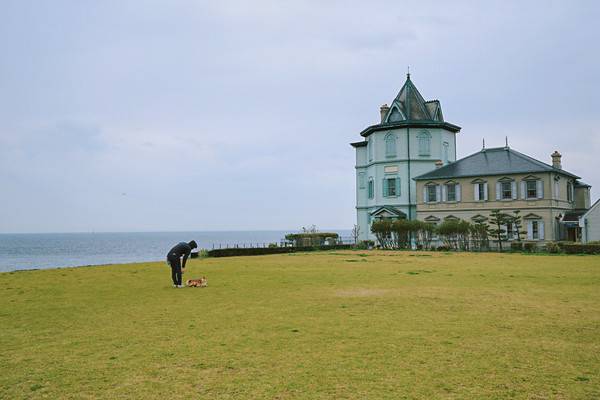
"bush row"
207,244,354,258
557,243,600,255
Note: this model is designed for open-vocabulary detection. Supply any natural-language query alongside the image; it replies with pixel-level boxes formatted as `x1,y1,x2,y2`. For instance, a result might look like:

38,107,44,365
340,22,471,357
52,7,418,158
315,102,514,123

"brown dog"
186,277,208,288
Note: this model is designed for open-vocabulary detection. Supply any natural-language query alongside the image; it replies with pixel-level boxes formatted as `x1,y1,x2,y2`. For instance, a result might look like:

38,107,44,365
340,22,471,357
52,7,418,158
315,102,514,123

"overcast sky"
1,0,599,233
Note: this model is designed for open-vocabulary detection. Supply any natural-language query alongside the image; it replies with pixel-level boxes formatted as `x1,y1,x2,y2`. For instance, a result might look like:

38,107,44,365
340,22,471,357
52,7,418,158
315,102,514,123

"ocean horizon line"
0,228,351,236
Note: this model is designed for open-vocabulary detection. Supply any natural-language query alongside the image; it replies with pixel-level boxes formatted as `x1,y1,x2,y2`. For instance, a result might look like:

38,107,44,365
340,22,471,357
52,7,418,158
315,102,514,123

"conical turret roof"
384,74,444,123
357,74,461,138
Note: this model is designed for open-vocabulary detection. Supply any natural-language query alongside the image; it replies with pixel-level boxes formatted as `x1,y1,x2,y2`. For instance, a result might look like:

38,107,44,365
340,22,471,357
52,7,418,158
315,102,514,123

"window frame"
501,181,512,199
417,131,431,157
384,134,396,158
532,220,539,240
368,178,374,199
478,183,485,201
358,172,366,189
427,185,437,202
446,183,457,202
443,142,449,164
526,180,537,199
387,177,396,196
567,181,574,202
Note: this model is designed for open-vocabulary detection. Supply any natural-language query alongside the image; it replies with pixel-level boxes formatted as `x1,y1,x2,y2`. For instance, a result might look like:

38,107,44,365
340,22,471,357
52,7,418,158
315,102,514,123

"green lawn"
1,251,599,399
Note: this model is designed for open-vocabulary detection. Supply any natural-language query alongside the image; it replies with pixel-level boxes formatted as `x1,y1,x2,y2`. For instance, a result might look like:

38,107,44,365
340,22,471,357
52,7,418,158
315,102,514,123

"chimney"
551,151,562,169
380,104,390,123
435,160,444,169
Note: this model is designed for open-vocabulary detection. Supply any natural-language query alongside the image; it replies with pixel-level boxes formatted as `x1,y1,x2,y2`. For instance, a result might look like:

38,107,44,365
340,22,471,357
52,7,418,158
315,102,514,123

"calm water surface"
0,230,351,272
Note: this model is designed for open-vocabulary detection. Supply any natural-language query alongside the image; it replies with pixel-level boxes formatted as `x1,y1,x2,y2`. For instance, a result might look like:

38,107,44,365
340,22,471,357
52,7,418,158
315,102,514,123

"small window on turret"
385,134,396,158
418,132,431,156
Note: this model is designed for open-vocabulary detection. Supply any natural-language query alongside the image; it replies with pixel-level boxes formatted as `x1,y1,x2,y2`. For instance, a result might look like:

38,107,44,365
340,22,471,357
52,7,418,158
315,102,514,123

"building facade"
351,74,461,241
580,200,600,243
413,147,591,243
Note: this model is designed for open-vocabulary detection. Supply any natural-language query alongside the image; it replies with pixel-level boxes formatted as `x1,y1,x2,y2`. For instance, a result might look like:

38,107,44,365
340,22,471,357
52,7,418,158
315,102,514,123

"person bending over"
166,240,197,288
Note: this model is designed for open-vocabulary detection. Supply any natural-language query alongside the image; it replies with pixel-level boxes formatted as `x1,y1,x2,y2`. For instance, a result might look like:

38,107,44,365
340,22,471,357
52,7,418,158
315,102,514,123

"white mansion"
351,73,460,240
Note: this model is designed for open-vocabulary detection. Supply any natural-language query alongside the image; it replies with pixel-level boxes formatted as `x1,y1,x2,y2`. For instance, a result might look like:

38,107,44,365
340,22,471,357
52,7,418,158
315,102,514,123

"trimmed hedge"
207,245,354,258
558,243,600,255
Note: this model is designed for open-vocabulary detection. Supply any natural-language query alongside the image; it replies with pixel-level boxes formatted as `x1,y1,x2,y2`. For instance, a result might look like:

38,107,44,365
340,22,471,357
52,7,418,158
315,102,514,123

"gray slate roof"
414,147,581,181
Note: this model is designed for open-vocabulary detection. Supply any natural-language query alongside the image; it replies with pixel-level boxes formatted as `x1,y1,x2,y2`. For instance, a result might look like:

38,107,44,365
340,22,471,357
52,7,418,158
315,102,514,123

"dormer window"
388,107,403,122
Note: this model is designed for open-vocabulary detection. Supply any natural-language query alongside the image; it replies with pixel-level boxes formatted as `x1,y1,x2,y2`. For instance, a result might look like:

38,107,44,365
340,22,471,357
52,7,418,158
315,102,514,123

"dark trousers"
168,257,182,285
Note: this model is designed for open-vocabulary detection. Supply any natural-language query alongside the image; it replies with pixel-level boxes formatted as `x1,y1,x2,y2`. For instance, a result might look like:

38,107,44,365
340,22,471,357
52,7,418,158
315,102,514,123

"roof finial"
482,138,486,150
505,136,509,149
407,66,410,80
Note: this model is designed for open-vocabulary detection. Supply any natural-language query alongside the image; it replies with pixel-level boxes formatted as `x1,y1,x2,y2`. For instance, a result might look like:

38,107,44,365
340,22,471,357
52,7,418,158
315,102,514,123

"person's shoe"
173,285,177,288
177,285,185,288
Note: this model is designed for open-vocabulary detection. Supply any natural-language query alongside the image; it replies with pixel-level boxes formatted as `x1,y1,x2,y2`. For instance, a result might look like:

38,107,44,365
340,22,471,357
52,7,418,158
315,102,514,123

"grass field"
1,251,599,399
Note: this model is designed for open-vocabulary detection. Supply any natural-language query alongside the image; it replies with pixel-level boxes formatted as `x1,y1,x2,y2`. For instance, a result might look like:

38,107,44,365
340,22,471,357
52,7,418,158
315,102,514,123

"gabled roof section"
383,74,438,123
370,206,407,218
413,147,581,181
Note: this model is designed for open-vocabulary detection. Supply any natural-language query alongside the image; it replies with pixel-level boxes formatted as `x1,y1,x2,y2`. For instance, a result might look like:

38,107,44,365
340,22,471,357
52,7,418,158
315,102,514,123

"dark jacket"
166,242,192,268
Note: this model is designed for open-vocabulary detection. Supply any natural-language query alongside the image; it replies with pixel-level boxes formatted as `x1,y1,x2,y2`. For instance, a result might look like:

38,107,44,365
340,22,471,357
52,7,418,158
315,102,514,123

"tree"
420,223,436,250
351,224,361,244
471,221,490,251
457,220,472,251
487,209,511,251
371,219,393,249
437,220,461,250
509,210,527,241
302,225,318,233
391,219,410,249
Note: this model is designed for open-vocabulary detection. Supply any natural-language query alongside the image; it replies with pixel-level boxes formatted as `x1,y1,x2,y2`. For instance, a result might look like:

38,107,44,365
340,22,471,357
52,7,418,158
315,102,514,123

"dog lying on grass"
186,277,208,288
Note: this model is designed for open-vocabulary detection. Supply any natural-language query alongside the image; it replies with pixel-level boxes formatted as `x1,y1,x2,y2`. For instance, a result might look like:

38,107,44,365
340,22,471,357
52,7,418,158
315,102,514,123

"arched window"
418,131,431,156
368,177,374,199
385,133,396,158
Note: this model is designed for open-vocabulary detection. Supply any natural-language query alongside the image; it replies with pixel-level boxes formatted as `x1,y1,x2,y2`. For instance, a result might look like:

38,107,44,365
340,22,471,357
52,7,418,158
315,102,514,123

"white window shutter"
496,182,501,200
474,184,479,201
511,181,517,199
382,179,388,197
539,221,545,240
396,178,401,197
527,221,533,240
442,185,447,202
520,181,526,199
484,183,489,201
435,185,441,202
456,184,461,202
537,180,543,199
423,187,428,203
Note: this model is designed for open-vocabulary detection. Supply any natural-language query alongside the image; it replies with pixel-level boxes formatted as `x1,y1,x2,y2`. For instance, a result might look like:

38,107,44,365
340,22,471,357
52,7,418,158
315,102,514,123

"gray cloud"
1,0,599,233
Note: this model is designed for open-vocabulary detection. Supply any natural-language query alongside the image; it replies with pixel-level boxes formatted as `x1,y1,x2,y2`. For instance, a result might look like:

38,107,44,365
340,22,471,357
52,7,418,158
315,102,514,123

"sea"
0,230,352,272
